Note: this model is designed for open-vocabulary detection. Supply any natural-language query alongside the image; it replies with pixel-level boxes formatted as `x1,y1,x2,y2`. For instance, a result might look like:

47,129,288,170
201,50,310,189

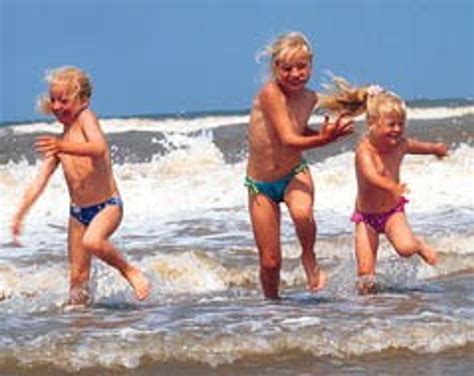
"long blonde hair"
37,66,92,115
319,76,406,124
257,32,313,78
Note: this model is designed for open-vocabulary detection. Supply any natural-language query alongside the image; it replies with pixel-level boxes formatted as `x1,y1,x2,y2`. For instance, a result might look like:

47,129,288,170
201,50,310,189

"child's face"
274,51,312,93
49,82,87,125
370,110,406,149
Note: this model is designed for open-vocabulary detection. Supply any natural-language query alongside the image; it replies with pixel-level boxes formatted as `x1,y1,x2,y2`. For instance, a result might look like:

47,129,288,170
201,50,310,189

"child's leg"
67,218,91,305
355,222,379,294
81,205,151,301
385,212,437,265
285,171,326,291
249,193,282,299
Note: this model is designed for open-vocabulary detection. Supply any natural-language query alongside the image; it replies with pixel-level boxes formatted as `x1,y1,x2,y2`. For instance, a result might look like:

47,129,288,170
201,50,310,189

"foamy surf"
0,103,473,373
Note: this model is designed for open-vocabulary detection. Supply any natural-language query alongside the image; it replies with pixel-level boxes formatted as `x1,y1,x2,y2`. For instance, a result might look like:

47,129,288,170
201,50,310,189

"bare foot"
357,275,377,295
126,268,151,301
418,240,438,266
67,284,91,307
307,266,327,292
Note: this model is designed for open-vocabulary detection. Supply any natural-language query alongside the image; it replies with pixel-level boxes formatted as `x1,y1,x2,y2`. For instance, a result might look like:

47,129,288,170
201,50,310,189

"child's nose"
290,67,299,76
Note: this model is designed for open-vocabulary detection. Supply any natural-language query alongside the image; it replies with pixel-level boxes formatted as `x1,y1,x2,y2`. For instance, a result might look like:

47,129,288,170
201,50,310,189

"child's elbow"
94,144,107,157
280,135,299,148
435,143,448,157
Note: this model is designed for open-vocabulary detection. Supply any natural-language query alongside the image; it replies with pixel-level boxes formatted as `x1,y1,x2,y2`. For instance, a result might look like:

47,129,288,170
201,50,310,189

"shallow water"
0,101,473,374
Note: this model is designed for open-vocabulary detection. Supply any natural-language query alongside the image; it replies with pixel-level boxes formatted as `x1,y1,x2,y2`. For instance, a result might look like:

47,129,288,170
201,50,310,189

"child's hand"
393,182,408,196
35,136,63,158
434,142,448,158
321,112,354,143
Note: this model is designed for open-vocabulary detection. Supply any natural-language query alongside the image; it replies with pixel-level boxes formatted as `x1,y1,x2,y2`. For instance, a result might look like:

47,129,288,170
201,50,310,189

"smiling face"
370,108,406,149
367,93,407,150
49,82,87,125
273,49,312,93
37,66,92,122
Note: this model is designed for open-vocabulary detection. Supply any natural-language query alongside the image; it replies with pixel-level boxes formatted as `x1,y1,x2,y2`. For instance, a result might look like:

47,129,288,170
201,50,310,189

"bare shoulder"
259,82,285,105
78,109,103,132
355,139,378,168
258,83,290,119
355,138,371,156
79,108,99,125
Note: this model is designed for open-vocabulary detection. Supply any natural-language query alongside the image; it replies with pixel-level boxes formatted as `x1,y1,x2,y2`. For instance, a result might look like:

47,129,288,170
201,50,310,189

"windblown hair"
319,76,406,124
257,31,313,78
37,66,93,115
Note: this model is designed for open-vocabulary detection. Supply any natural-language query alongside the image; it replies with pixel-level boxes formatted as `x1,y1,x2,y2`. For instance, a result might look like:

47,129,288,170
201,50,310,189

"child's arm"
355,147,406,196
303,92,321,136
11,156,59,244
406,138,447,158
303,127,320,136
260,84,353,150
35,111,107,158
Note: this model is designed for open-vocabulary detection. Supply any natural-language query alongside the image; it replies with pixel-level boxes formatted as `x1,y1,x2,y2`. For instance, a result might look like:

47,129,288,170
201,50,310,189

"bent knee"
395,239,420,257
82,236,104,254
260,255,281,271
290,205,314,223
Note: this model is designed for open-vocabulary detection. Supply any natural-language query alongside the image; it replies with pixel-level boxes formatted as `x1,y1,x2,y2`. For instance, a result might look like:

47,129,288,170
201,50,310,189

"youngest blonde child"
322,79,447,293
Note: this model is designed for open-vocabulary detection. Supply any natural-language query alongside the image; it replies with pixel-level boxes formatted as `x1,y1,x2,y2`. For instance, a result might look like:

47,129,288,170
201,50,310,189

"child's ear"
366,121,373,132
80,97,90,110
367,117,377,131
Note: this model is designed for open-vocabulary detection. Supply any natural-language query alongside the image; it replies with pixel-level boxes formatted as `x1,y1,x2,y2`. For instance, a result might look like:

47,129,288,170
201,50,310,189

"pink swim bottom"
351,197,409,234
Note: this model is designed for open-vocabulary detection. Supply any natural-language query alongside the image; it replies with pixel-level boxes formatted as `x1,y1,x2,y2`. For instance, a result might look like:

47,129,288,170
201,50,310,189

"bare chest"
372,151,403,178
59,128,93,180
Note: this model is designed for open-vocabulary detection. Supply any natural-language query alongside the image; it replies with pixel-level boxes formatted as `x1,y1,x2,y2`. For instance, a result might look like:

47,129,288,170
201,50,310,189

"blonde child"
246,32,354,299
322,79,447,293
11,66,151,305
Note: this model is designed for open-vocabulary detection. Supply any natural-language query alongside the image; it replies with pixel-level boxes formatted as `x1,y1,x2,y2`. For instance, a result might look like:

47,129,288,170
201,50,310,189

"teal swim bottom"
245,159,309,203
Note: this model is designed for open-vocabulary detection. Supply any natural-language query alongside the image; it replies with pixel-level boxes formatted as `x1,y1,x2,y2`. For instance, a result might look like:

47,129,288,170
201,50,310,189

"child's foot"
357,275,377,295
68,285,91,306
0,291,9,301
307,266,326,292
127,268,151,301
418,241,438,266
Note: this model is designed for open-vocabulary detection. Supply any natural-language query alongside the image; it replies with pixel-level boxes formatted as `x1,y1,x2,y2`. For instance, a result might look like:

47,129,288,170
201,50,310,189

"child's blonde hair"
257,32,313,78
319,76,406,124
37,66,93,115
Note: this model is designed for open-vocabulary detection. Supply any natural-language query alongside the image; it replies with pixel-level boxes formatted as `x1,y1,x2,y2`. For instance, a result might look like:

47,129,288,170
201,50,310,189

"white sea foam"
8,114,250,135
1,105,473,374
6,104,474,135
1,135,473,246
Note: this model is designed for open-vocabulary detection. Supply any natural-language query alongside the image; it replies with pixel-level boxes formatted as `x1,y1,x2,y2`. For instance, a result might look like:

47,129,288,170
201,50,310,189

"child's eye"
49,97,69,105
296,62,308,69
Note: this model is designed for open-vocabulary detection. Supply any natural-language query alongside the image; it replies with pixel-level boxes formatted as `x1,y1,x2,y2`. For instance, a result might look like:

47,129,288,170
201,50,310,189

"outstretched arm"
406,138,447,158
11,156,59,244
260,84,353,150
355,147,406,196
35,110,107,158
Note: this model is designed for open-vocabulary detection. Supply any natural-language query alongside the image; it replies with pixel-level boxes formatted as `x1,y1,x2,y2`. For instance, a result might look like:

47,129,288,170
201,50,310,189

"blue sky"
1,0,473,123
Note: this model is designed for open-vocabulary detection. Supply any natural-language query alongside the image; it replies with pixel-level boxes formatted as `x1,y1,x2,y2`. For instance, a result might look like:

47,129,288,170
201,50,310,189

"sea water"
0,100,473,375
